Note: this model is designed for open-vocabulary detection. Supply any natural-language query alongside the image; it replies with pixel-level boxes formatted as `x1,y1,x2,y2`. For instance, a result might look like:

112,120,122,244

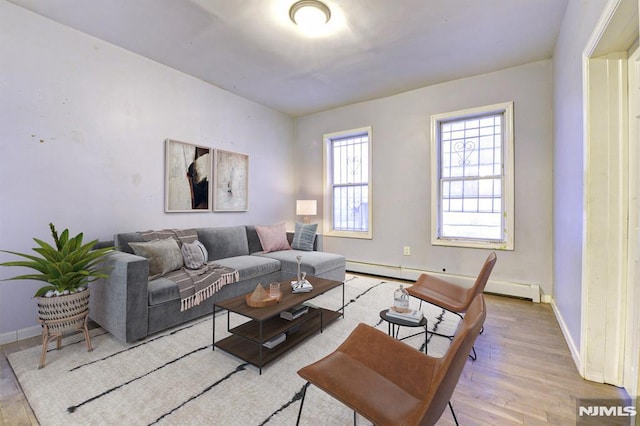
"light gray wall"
295,60,554,293
552,0,609,351
0,2,294,338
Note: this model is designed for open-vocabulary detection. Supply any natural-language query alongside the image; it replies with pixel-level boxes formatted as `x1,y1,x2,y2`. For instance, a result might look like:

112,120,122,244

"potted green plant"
1,223,114,332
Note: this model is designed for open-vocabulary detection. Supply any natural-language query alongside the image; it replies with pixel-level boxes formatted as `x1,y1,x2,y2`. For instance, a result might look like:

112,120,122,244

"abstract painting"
214,149,249,211
165,139,212,212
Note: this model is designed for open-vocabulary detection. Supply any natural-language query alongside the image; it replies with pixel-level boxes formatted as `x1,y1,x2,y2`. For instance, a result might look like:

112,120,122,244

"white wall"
552,0,609,353
295,61,554,294
0,2,294,340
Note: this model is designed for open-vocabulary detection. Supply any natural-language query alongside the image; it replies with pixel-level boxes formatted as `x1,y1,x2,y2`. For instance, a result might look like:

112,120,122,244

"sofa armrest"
89,251,149,343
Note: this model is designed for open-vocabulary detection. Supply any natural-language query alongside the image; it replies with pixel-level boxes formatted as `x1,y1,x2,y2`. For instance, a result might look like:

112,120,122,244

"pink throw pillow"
256,222,291,253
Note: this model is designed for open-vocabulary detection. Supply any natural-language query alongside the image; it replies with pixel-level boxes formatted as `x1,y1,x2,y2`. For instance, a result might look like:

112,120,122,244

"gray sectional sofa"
89,225,345,343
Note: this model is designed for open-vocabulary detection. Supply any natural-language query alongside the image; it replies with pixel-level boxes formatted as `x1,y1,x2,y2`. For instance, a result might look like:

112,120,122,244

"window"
431,102,514,249
324,127,372,239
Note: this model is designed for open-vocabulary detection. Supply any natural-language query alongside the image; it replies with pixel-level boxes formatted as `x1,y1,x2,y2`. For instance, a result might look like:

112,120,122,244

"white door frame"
582,50,629,385
581,0,639,392
625,43,640,399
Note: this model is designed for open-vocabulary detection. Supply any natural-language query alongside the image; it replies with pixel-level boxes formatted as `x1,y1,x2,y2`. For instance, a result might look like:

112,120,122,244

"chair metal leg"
297,382,359,426
469,345,477,361
411,296,483,361
296,382,309,426
448,401,459,426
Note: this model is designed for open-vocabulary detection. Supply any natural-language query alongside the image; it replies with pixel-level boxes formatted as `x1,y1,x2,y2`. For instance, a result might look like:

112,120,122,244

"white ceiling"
9,0,569,117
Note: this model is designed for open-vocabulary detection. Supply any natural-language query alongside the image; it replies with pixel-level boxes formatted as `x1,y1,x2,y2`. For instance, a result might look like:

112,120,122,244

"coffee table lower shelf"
214,308,341,372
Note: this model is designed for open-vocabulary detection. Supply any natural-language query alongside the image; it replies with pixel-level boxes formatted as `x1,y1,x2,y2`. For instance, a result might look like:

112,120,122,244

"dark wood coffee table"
213,276,344,374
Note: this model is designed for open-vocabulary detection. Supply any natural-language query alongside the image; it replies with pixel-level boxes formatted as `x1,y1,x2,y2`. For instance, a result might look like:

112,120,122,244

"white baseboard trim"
550,297,582,375
346,260,542,302
0,325,41,346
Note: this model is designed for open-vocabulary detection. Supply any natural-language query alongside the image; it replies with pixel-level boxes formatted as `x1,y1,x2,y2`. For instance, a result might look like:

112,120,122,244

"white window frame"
430,102,514,250
323,126,373,239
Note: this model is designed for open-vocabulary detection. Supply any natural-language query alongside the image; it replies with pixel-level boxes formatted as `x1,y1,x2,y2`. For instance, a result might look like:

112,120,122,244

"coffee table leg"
259,321,263,375
212,306,216,351
424,322,428,355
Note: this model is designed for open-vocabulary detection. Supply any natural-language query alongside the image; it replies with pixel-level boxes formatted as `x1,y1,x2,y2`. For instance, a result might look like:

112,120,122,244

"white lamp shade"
296,200,317,216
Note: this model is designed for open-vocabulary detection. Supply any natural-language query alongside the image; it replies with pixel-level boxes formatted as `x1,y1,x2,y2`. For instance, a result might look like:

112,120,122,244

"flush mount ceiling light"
289,0,331,30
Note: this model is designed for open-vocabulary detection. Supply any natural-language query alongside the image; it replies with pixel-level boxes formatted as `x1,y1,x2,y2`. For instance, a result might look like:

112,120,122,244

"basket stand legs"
38,311,93,369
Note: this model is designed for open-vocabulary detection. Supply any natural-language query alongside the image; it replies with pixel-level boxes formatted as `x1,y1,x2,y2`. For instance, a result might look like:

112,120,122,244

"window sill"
431,237,513,250
325,230,372,240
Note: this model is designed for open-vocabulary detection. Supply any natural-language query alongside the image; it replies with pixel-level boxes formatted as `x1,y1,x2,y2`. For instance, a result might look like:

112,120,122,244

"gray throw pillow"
181,240,208,269
130,238,184,276
291,222,317,251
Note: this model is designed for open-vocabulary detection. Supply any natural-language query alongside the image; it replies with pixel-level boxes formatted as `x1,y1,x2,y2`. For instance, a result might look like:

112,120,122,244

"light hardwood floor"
0,293,629,425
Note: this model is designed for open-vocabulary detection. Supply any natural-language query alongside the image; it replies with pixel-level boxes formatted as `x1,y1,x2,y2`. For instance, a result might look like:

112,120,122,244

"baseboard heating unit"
346,260,541,303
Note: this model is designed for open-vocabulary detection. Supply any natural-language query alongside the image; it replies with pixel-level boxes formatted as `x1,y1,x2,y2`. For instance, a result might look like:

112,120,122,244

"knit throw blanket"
140,229,239,312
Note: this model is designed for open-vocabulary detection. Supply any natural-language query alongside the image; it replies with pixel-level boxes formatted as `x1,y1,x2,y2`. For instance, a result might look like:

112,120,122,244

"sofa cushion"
148,277,181,306
181,240,208,269
148,256,280,306
256,250,345,277
115,232,146,254
291,222,317,251
129,238,184,277
255,222,291,253
245,225,264,253
213,255,281,281
197,226,249,261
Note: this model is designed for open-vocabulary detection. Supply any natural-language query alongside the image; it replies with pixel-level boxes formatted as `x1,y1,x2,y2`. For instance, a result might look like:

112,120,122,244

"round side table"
379,309,429,355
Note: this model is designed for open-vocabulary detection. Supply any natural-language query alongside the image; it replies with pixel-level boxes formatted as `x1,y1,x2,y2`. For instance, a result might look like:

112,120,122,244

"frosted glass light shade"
289,0,331,30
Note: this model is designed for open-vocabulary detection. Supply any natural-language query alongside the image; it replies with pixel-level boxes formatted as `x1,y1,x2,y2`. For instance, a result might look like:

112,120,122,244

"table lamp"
296,200,317,224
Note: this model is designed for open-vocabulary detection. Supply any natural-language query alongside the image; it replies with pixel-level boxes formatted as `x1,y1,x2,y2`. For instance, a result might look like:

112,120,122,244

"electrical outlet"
403,246,411,256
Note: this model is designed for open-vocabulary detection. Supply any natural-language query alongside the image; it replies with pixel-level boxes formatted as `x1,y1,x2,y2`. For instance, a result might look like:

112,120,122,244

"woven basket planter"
37,288,90,334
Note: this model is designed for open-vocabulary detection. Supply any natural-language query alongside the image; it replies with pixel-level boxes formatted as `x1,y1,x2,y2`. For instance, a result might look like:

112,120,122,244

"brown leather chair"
296,294,486,426
407,252,496,359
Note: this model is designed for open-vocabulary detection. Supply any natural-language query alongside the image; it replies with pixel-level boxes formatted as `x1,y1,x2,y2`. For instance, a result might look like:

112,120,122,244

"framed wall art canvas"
214,149,249,212
165,139,212,212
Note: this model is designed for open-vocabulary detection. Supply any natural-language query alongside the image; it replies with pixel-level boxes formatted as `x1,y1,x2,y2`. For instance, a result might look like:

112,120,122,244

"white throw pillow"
182,240,208,269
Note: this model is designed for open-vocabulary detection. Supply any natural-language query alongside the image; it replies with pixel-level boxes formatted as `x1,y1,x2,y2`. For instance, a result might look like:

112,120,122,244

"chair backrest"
462,252,497,310
419,294,486,425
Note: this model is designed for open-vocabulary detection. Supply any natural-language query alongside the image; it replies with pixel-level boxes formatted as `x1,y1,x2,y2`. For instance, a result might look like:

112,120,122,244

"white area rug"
9,274,460,426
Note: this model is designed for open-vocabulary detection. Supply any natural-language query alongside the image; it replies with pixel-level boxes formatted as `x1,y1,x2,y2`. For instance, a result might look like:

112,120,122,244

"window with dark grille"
432,103,514,249
324,127,372,238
